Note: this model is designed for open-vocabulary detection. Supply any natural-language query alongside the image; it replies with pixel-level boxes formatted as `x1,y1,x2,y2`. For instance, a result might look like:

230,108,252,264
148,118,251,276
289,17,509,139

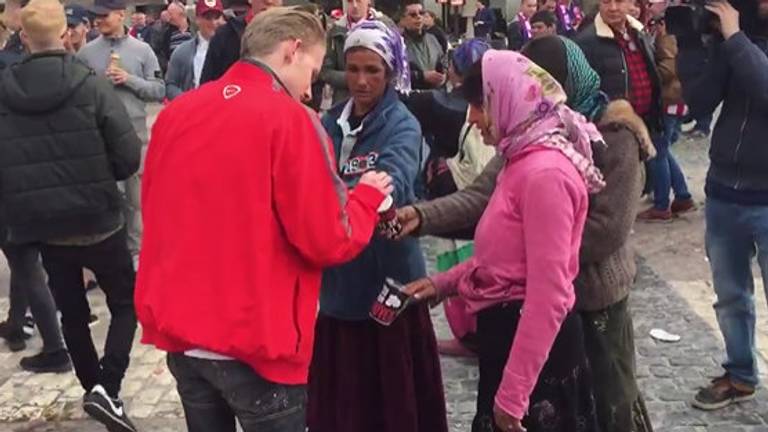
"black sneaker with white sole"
83,385,137,432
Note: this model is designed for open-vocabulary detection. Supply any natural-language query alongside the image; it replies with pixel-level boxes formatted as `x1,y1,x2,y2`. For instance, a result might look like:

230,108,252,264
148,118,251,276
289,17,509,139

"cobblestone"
1,252,768,431
3,129,768,431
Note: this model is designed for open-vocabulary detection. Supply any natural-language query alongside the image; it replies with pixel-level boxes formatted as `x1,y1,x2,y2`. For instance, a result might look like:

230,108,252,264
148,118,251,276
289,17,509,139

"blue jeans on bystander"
706,197,768,387
650,115,692,210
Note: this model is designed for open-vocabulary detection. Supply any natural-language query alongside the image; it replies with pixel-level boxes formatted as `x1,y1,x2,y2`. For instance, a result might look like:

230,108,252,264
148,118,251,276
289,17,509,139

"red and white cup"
370,278,412,326
377,195,402,239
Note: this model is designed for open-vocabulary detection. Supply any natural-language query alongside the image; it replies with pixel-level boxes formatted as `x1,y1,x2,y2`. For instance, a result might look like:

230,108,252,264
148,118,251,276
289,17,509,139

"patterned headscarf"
344,20,411,93
452,38,491,76
482,50,605,193
560,36,608,121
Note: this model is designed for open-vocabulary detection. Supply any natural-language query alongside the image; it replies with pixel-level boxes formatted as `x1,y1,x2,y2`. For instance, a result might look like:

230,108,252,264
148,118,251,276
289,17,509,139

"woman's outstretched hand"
403,278,439,306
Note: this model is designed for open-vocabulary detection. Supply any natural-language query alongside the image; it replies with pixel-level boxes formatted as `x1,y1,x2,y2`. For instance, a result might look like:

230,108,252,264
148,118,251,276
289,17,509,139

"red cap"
196,0,223,16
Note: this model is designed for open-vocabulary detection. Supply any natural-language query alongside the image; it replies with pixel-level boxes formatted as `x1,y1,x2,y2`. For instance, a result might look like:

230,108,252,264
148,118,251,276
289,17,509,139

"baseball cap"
65,4,89,27
89,0,128,16
196,0,223,16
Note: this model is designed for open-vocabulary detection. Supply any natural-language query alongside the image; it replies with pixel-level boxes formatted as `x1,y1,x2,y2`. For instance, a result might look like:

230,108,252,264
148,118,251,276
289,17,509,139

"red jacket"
135,61,384,385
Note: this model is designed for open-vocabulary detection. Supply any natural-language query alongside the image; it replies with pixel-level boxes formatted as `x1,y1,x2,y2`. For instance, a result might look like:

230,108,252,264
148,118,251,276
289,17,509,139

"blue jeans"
706,197,768,386
650,115,692,210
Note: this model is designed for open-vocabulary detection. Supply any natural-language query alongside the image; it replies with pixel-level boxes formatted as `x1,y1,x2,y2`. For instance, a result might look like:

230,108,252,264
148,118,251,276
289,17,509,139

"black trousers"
2,243,64,353
40,229,136,398
167,354,306,432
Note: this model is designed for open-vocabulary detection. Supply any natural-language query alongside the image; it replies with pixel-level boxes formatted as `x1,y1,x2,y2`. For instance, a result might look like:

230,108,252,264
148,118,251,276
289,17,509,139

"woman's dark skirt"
307,304,449,432
581,297,653,432
472,302,600,432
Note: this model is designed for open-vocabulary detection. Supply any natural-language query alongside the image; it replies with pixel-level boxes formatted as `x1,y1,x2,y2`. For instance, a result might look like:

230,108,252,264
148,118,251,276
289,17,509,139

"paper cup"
376,195,402,238
370,278,411,326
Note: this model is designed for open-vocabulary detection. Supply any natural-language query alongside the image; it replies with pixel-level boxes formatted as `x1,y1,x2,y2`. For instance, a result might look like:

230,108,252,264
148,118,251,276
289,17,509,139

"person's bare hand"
424,70,446,87
402,278,440,305
393,206,421,240
706,0,740,40
107,67,129,85
494,405,526,432
359,171,393,197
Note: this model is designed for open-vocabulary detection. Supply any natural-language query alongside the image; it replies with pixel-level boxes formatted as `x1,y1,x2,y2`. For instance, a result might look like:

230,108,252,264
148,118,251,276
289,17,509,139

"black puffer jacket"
200,16,247,85
574,13,663,132
0,51,141,244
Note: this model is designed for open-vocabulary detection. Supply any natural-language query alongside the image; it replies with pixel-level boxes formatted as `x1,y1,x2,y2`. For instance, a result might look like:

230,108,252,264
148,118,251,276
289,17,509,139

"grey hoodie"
77,34,164,144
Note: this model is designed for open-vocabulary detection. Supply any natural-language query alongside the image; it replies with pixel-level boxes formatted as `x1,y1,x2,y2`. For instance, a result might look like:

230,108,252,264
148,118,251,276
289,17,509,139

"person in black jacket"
574,0,664,217
574,0,662,129
199,0,282,84
681,0,768,412
0,1,142,430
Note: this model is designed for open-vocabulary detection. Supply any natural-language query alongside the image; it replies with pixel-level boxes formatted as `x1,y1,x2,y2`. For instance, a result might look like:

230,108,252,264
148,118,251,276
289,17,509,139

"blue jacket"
165,37,197,100
319,88,427,320
681,32,768,202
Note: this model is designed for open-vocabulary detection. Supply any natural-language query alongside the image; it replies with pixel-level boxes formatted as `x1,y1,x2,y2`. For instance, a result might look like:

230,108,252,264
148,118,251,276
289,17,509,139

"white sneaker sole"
692,392,756,411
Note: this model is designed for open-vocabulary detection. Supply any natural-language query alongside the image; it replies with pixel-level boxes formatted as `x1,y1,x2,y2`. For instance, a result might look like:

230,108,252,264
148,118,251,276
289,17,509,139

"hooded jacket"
0,52,141,245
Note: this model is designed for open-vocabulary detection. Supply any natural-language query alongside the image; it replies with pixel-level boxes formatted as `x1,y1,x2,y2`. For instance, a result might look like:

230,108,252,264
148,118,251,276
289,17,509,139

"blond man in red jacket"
135,8,392,432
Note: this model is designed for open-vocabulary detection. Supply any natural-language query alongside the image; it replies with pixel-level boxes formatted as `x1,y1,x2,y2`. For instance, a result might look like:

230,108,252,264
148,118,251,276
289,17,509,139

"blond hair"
241,7,325,59
20,0,65,48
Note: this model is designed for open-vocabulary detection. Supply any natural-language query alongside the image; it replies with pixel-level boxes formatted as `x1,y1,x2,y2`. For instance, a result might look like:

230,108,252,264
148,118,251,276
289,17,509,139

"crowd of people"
0,0,766,431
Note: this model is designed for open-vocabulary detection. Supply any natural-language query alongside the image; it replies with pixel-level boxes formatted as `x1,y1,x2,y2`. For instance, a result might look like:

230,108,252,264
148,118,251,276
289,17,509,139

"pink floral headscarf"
482,50,605,193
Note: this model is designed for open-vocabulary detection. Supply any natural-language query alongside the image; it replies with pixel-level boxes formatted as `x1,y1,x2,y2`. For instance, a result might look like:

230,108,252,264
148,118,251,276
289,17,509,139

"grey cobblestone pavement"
3,124,768,431
2,256,768,432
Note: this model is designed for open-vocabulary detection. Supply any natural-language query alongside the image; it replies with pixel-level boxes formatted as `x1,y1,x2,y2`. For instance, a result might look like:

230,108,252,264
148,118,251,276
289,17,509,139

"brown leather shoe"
637,207,674,222
693,374,756,411
671,198,697,214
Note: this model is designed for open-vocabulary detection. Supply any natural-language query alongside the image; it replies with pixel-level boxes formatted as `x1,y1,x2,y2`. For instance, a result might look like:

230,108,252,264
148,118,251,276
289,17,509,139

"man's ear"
283,38,303,64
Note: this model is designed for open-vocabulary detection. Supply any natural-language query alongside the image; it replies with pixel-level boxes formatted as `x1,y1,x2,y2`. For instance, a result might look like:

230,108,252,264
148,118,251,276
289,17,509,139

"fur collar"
594,13,644,39
598,100,656,161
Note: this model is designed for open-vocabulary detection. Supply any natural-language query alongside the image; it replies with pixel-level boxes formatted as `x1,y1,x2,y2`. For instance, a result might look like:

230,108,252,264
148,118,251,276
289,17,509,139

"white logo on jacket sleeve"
223,85,242,100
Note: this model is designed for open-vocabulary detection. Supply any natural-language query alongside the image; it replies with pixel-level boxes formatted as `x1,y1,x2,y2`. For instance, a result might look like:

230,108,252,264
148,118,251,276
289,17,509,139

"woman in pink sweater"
405,50,603,432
